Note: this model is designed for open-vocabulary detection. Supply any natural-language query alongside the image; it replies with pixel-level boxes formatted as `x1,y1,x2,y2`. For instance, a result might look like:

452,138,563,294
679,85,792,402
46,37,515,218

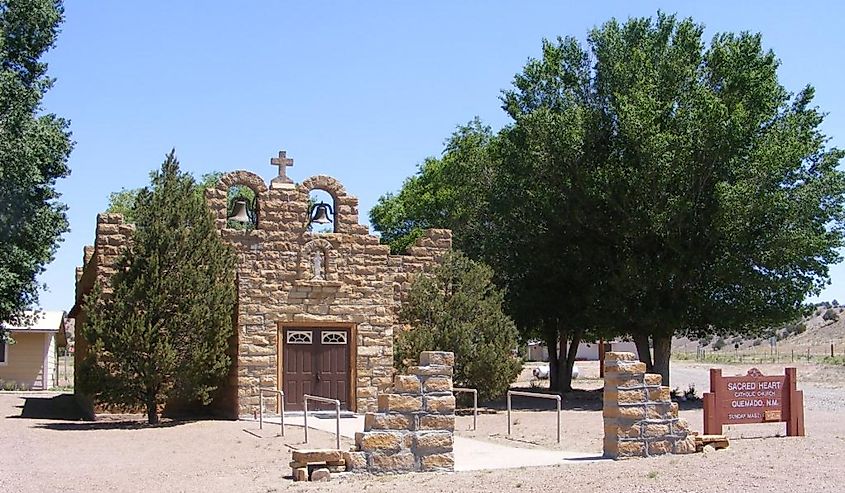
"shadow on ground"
34,419,192,431
6,393,89,420
470,387,703,413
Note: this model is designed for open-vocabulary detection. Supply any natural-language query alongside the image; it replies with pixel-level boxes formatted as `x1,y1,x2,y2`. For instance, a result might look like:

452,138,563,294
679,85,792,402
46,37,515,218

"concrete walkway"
250,413,604,471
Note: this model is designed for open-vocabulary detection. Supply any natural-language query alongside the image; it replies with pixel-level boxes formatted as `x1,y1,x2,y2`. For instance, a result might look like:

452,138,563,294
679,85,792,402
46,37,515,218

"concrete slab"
245,413,605,470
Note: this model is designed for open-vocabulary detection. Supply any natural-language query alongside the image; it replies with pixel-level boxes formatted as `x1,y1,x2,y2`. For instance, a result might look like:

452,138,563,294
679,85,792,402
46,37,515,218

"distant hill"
672,304,845,358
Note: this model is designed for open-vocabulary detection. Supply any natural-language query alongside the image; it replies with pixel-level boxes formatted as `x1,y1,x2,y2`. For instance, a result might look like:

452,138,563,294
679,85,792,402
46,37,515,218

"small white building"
526,339,639,362
0,311,66,390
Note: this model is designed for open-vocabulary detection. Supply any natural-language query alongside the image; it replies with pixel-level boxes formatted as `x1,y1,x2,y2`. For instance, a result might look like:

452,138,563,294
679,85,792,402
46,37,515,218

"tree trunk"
560,328,584,392
633,332,653,372
652,334,673,387
556,333,568,391
146,396,159,425
545,332,560,392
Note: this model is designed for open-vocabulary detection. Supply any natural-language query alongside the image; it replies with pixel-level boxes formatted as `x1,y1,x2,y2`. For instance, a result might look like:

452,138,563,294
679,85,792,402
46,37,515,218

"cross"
270,150,294,186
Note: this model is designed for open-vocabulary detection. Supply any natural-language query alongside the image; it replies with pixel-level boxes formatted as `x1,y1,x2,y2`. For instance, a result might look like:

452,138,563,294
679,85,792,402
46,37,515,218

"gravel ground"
2,361,844,492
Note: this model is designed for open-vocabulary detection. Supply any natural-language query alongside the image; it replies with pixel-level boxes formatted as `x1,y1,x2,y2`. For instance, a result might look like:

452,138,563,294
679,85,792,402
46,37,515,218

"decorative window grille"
286,330,313,344
321,331,347,345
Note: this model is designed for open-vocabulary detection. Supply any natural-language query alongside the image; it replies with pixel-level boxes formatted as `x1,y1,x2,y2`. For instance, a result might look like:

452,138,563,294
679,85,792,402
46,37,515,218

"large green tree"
583,14,845,384
374,13,845,387
0,0,72,336
79,151,236,424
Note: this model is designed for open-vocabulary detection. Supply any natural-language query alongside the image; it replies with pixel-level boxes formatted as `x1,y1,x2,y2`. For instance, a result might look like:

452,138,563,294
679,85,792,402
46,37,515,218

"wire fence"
673,343,845,365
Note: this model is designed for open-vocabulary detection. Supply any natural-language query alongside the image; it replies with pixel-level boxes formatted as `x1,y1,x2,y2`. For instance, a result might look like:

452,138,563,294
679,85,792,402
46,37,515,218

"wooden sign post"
703,367,804,436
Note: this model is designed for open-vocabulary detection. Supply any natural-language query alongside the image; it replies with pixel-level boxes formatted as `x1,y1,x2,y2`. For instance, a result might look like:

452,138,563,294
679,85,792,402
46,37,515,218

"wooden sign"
703,367,804,436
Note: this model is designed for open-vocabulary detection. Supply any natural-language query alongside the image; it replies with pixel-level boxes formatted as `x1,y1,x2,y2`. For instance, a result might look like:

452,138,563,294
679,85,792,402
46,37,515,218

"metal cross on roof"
270,150,294,188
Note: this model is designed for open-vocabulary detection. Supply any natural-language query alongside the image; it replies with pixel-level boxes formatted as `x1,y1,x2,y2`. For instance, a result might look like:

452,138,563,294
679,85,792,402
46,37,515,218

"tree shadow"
34,419,191,431
6,393,90,421
481,387,605,412
478,387,704,412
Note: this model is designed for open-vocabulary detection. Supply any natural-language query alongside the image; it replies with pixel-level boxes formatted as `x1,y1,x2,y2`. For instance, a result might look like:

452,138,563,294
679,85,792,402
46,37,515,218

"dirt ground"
2,361,844,492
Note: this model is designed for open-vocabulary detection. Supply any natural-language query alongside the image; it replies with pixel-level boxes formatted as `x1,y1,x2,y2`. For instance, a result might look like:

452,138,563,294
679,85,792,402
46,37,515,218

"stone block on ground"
291,449,343,464
292,467,308,482
310,468,331,482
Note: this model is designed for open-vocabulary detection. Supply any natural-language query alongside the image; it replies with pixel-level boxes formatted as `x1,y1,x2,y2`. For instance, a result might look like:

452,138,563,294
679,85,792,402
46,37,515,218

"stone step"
291,449,343,464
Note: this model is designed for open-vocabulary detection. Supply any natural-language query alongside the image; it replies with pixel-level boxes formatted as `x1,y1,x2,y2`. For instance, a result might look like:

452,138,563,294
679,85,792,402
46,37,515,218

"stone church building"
70,151,451,417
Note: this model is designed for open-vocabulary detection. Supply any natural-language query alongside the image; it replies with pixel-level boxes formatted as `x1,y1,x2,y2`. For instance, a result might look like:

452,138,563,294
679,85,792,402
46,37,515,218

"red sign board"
703,367,804,436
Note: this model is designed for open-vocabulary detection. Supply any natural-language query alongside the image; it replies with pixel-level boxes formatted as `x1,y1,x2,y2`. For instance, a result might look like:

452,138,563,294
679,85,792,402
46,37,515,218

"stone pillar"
603,352,696,458
347,351,456,474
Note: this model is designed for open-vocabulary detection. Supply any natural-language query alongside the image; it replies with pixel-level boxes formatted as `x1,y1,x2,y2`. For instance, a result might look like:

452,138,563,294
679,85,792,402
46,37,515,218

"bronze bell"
228,198,251,223
310,202,333,225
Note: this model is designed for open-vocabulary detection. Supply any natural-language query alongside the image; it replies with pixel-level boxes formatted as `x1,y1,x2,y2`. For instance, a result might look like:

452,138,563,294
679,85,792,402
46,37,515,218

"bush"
395,252,521,402
823,308,839,322
712,337,726,351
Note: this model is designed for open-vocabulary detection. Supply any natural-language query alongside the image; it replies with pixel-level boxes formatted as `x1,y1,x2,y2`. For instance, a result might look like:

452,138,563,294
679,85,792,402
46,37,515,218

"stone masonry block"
425,395,455,414
673,436,697,454
642,424,671,438
378,394,422,413
364,413,413,431
605,360,647,374
604,352,637,361
414,431,453,453
646,403,673,420
409,365,453,377
369,452,416,474
670,402,679,418
423,376,452,393
647,387,671,402
419,453,454,472
644,373,663,386
420,351,455,367
616,389,647,404
343,451,368,471
393,375,421,394
357,431,404,453
647,439,673,456
418,414,455,431
617,441,647,457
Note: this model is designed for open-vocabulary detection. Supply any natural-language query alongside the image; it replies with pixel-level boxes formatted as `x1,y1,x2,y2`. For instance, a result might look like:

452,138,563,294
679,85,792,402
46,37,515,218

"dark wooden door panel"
283,328,350,411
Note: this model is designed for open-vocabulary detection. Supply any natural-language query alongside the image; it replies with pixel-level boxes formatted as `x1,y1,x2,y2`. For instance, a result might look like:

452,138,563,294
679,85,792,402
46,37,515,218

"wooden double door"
282,327,352,411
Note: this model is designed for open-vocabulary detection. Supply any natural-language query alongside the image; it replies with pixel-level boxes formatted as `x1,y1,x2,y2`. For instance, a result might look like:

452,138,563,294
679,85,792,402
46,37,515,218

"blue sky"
37,1,845,311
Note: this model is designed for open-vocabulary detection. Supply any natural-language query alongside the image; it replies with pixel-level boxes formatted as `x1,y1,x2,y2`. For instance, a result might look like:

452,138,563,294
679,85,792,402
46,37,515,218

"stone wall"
603,352,696,458
71,213,135,396
71,165,451,417
345,351,456,474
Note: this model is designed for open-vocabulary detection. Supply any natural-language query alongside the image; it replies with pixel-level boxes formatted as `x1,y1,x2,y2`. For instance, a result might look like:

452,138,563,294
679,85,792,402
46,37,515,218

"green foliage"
395,252,521,402
374,12,845,387
712,337,726,351
106,171,228,225
106,188,141,223
0,0,72,337
823,308,839,322
370,118,496,256
79,151,236,424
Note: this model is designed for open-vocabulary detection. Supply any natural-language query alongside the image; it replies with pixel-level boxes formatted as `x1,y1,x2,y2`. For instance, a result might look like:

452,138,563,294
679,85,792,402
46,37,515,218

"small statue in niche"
311,250,325,280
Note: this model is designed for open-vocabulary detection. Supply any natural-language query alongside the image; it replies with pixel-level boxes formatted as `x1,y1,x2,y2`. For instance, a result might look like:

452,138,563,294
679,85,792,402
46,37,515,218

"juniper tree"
79,151,236,424
395,252,521,402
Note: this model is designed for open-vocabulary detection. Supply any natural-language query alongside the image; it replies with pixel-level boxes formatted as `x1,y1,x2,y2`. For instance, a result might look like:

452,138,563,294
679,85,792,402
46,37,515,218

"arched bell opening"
226,184,259,229
307,188,336,234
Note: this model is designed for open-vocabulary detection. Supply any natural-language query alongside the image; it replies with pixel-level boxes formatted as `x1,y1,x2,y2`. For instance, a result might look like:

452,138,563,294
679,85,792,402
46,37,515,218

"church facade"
70,152,451,417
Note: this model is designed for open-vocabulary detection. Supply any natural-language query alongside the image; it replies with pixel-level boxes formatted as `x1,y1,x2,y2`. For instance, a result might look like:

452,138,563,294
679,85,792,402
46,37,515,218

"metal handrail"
453,387,478,431
303,394,341,450
507,390,562,443
258,387,285,436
